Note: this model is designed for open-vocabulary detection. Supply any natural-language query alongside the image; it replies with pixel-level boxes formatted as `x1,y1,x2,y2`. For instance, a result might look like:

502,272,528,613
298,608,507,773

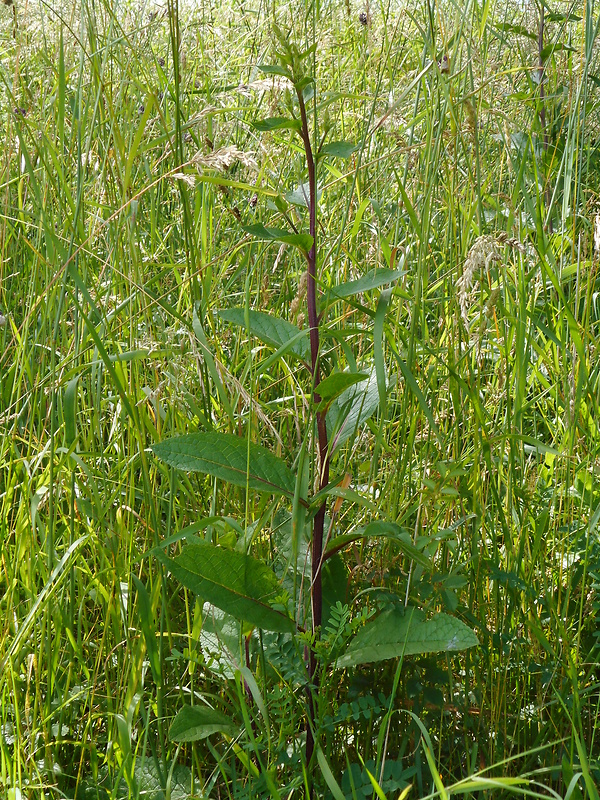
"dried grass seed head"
192,145,258,173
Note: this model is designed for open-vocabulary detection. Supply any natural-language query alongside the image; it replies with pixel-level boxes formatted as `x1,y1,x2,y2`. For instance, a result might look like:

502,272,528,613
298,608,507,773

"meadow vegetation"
1,0,600,797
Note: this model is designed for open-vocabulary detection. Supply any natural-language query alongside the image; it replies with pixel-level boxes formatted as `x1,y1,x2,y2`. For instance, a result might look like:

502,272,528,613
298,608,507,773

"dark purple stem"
296,82,329,775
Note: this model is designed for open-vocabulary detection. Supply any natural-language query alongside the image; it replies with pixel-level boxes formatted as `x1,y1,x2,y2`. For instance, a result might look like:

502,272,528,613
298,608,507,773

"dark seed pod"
358,10,368,25
158,57,165,67
249,193,258,208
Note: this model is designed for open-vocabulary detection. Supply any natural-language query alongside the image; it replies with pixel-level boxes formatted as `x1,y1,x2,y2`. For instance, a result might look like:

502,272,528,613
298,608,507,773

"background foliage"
1,0,600,797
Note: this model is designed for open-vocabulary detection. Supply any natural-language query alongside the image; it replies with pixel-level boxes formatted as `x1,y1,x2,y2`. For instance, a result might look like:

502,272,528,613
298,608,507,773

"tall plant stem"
296,84,329,771
537,3,553,230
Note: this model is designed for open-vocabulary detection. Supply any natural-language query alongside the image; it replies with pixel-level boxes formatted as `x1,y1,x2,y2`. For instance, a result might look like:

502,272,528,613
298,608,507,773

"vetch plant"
150,23,478,795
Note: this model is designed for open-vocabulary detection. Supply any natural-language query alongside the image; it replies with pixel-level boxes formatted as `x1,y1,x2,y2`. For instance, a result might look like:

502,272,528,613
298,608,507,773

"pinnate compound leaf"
253,116,301,132
243,222,313,253
156,540,296,633
169,705,239,742
330,268,405,299
337,606,478,668
219,308,309,358
151,432,295,498
319,141,358,159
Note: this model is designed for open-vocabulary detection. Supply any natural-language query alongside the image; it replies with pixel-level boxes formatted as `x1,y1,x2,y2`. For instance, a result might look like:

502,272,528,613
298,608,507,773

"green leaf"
319,141,358,160
392,349,441,444
132,575,161,686
218,308,309,359
151,432,296,498
121,761,192,800
494,22,537,41
325,521,433,569
285,181,322,208
198,602,242,679
374,288,392,414
156,540,296,633
169,705,240,742
540,42,577,62
301,80,315,102
327,367,382,452
63,375,79,446
329,268,404,300
193,309,236,425
317,748,347,800
243,222,313,253
258,63,293,80
317,371,368,408
337,606,478,668
253,116,301,132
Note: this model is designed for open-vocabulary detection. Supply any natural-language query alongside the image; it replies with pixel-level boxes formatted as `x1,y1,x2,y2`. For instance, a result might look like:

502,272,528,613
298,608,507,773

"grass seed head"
192,146,258,172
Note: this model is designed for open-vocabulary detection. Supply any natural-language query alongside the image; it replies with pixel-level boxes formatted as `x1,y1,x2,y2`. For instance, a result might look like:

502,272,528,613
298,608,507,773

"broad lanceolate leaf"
317,371,368,405
285,181,322,208
258,63,293,80
319,141,358,159
253,116,302,132
337,606,478,668
326,367,382,452
151,432,295,498
325,521,433,570
169,705,240,742
156,540,296,633
540,42,577,62
219,308,309,359
494,22,537,41
329,268,405,300
243,223,313,253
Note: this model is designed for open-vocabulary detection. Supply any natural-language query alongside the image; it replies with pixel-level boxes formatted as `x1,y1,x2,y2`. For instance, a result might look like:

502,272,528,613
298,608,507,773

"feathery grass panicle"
192,145,258,172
